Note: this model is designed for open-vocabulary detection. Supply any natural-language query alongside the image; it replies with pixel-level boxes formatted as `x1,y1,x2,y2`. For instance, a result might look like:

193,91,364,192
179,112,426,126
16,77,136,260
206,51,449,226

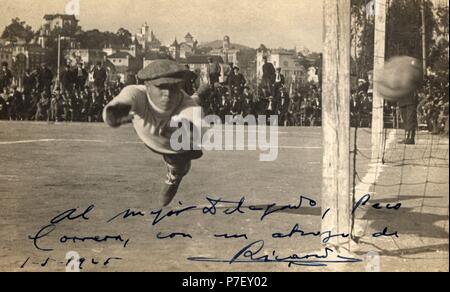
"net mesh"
349,0,449,256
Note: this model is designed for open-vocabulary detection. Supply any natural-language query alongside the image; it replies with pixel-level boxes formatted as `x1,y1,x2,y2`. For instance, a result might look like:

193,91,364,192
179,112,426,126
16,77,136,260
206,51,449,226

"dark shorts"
400,104,418,131
145,145,203,165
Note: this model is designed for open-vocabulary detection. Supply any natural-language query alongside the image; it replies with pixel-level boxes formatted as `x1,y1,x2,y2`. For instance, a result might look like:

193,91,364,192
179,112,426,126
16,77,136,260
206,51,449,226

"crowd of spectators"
418,75,449,135
197,82,323,127
349,76,449,136
0,61,124,123
1,58,447,136
196,57,323,126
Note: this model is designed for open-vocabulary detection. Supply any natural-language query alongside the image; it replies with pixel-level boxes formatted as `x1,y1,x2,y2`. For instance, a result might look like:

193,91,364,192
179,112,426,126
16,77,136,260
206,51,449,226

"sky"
0,0,324,52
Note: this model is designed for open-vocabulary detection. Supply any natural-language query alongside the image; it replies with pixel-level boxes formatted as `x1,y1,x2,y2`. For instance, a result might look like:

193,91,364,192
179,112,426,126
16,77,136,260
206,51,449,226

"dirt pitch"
0,121,448,272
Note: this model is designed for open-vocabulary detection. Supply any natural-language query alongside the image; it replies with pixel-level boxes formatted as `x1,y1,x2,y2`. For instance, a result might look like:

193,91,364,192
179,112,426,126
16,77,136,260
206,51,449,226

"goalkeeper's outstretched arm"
103,86,137,128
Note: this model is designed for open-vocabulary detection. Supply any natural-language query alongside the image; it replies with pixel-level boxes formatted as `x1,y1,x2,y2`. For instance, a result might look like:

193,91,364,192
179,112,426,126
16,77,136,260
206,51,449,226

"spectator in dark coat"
18,92,31,120
285,95,300,126
241,87,255,118
183,65,198,96
29,92,40,120
93,62,108,92
207,57,221,85
262,56,276,94
80,91,90,122
71,91,82,121
35,92,50,121
37,63,53,95
49,91,62,122
279,91,290,126
7,87,23,120
360,92,372,128
218,94,231,122
230,94,242,117
75,63,88,91
398,91,419,144
228,67,246,97
61,65,76,93
23,69,37,97
273,67,286,100
224,62,234,94
0,62,13,92
87,90,102,122
0,90,8,120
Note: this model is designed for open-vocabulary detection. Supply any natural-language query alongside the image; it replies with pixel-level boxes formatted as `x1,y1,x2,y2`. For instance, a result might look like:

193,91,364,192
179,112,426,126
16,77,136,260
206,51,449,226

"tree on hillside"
75,29,132,49
429,4,449,76
1,18,34,43
428,3,449,98
116,28,133,47
257,44,268,53
351,0,374,79
386,0,435,60
351,0,436,79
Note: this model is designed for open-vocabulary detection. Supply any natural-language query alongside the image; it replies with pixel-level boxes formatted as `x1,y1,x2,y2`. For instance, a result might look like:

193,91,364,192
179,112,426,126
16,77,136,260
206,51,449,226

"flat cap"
137,59,188,86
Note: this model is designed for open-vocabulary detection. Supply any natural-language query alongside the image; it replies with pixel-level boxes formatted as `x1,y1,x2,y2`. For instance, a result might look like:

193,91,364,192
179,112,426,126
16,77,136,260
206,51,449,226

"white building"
65,49,106,67
102,44,139,58
107,52,133,68
180,33,198,59
132,23,161,52
256,49,305,85
183,55,224,85
11,44,47,71
38,14,79,49
210,36,240,66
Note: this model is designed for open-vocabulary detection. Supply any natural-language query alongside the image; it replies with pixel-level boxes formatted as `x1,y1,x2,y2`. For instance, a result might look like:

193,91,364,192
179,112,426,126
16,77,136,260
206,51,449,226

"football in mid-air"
376,56,423,102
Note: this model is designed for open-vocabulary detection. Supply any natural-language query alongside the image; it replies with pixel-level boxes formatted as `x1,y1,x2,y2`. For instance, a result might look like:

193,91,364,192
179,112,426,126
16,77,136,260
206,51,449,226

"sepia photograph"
0,0,448,275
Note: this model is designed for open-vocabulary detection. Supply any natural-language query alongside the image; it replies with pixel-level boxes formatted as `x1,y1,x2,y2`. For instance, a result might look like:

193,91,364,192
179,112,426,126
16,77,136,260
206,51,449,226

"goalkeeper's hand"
103,103,133,128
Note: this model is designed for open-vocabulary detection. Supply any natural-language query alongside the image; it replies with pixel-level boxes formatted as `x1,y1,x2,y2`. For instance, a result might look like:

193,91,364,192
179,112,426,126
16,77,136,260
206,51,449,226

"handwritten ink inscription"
22,194,400,270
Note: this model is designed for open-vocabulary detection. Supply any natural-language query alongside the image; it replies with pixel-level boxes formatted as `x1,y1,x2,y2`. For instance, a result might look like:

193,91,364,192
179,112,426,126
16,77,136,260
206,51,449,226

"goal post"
321,0,352,249
372,0,387,161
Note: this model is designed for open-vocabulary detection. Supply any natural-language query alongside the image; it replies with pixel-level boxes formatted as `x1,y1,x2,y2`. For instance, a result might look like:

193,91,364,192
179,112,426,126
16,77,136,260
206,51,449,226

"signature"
187,240,363,267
